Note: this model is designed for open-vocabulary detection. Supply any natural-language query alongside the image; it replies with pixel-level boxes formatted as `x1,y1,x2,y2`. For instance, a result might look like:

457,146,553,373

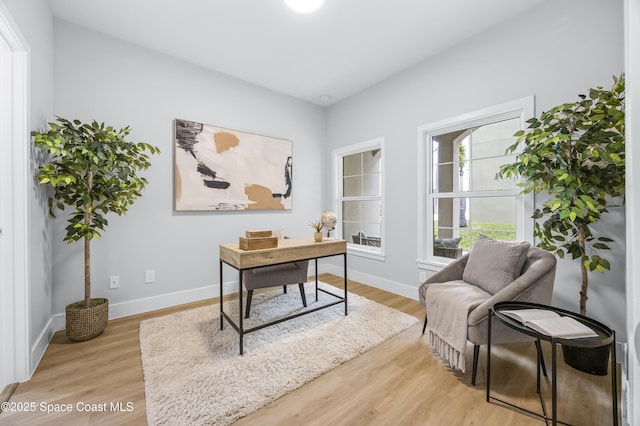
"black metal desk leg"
238,270,244,355
344,253,348,316
486,308,492,402
315,258,318,301
219,260,224,330
552,339,557,425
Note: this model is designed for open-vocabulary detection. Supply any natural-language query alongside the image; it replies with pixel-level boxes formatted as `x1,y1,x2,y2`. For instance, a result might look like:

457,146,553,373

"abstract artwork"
174,119,293,211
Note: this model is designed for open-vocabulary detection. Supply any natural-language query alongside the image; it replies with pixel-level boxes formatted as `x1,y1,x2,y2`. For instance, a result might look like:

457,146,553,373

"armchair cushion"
462,235,530,295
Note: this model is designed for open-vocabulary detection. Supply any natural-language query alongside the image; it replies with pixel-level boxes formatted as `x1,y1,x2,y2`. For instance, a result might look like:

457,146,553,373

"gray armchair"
242,260,309,318
419,241,557,385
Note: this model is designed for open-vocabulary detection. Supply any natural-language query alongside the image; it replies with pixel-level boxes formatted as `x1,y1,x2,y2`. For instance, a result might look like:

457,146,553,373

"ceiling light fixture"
285,0,325,13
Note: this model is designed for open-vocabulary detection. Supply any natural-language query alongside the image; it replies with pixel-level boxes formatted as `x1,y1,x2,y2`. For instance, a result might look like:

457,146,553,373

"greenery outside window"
417,97,534,270
333,138,384,260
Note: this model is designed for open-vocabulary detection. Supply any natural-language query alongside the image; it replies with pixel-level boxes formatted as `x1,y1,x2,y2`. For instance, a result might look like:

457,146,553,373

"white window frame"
416,96,534,272
332,137,385,261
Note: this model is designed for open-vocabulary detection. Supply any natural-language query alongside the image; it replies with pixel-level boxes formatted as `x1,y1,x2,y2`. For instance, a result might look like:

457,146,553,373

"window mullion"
430,189,520,199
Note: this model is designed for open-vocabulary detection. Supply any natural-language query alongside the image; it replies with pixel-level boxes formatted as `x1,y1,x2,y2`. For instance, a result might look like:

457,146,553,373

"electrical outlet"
145,270,155,284
109,275,120,289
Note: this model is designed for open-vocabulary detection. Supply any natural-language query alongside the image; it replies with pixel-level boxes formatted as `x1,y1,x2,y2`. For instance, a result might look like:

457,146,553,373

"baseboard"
621,376,629,425
51,282,241,332
619,341,628,424
320,264,419,301
30,318,54,374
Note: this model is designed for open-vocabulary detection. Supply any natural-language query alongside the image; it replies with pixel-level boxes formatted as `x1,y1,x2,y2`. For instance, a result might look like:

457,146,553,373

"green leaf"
593,243,610,250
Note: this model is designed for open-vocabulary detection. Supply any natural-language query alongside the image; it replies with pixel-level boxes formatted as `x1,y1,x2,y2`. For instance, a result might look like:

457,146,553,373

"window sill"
416,257,454,273
348,244,386,262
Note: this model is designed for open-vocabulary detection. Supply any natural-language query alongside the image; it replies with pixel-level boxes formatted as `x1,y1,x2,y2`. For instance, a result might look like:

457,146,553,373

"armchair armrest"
418,254,469,306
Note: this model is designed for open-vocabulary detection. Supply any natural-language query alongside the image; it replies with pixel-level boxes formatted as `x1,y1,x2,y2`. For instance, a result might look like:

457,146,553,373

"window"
417,97,534,270
333,138,384,260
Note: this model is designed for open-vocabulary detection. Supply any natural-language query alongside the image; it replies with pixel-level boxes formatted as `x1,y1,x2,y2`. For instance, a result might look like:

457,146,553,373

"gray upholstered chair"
419,237,557,385
242,260,309,318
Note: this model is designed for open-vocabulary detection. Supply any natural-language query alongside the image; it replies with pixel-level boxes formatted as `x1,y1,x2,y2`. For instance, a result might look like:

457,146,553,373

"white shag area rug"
139,281,419,426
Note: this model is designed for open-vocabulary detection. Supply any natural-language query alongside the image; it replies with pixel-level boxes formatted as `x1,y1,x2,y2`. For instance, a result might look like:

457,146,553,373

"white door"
0,10,13,389
0,3,30,388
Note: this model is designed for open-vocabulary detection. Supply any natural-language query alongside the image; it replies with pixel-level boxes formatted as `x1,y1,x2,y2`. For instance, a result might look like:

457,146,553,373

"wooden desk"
219,238,347,354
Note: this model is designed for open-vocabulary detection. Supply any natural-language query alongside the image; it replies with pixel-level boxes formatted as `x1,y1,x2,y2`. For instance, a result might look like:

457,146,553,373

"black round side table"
487,301,618,426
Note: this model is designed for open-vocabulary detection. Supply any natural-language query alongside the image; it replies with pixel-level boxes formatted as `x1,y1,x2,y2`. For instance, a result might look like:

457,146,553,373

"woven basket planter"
65,298,109,342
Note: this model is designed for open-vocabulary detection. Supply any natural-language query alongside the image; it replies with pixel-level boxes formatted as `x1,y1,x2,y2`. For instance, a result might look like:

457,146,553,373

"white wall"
51,19,326,323
325,0,627,340
2,0,54,378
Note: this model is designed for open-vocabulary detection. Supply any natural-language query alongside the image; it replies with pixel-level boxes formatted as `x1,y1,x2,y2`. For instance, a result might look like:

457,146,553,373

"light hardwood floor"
1,273,619,425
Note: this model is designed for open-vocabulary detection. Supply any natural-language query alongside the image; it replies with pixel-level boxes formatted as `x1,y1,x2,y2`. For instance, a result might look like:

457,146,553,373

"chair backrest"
521,246,557,279
466,246,557,344
513,246,557,302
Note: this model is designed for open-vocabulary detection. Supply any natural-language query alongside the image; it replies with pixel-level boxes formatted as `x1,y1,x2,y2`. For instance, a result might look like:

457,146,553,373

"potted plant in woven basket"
34,117,160,341
499,75,625,375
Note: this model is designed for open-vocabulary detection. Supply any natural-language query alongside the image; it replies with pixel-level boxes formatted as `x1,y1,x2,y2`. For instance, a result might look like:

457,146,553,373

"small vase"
314,232,323,242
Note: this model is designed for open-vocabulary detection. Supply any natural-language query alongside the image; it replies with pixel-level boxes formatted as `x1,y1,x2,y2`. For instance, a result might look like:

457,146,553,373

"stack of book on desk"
501,309,598,339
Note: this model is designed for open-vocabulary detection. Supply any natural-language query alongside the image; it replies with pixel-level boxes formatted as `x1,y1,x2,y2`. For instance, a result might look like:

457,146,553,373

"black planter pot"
561,344,610,376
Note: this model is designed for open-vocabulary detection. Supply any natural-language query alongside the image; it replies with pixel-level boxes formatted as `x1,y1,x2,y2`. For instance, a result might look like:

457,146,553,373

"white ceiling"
49,0,544,105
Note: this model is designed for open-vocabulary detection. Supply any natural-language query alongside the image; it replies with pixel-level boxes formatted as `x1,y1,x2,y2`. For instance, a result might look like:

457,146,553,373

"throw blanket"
425,281,489,372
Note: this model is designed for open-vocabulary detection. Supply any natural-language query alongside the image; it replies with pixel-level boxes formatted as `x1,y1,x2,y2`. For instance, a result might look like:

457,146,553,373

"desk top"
220,237,346,270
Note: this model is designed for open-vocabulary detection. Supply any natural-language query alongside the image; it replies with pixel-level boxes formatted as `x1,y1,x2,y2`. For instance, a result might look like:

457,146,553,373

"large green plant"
498,75,625,315
34,117,160,308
